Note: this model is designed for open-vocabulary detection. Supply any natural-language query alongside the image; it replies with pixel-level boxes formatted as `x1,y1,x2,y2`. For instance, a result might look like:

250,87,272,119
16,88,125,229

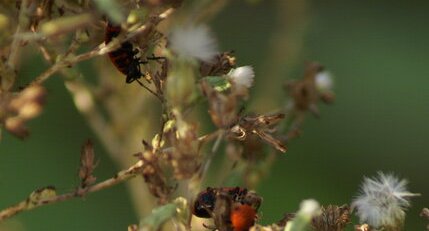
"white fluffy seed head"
299,199,321,217
352,172,419,229
228,66,255,88
169,24,218,62
315,71,333,92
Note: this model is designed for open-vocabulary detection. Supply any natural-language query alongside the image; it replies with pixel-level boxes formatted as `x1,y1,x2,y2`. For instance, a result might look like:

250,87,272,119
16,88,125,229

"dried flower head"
200,51,236,76
0,85,46,138
135,140,174,202
229,113,287,153
163,112,200,179
201,81,239,128
228,66,255,89
352,172,420,230
169,24,218,62
285,62,335,116
312,204,351,231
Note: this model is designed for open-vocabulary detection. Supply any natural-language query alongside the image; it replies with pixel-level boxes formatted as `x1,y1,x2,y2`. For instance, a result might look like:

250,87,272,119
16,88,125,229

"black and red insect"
193,187,262,231
193,187,260,218
105,21,144,84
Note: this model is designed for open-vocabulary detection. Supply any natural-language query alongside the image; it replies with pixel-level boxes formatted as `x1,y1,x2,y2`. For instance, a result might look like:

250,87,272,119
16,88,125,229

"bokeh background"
1,0,428,230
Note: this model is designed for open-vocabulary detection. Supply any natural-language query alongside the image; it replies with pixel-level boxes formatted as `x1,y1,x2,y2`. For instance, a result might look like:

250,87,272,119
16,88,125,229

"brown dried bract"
163,113,201,179
135,140,174,202
201,81,239,129
78,139,97,191
312,204,351,231
229,113,287,153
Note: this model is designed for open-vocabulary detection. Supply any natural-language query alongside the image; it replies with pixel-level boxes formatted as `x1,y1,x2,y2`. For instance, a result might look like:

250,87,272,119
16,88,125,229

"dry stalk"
0,160,144,221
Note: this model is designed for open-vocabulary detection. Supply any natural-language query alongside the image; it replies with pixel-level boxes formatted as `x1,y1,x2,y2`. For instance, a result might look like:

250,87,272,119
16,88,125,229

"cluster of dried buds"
161,111,201,180
135,140,174,203
311,205,351,231
0,85,46,138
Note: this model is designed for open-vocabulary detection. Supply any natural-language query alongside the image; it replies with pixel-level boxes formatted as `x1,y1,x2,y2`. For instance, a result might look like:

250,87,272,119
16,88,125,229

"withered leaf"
79,139,97,188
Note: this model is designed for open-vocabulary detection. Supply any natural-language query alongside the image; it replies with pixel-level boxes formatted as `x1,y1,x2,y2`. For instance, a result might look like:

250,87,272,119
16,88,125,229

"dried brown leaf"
78,139,97,189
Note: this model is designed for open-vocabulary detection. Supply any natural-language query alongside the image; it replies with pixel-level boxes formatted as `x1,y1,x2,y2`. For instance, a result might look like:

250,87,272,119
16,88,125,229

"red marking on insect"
230,204,257,231
192,187,250,218
105,21,144,84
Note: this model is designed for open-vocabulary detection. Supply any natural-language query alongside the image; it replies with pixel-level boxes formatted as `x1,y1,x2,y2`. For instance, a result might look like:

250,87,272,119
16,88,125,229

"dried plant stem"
7,0,29,71
65,79,123,157
30,7,175,85
199,130,224,184
0,127,224,222
63,72,156,217
251,0,310,110
0,160,144,221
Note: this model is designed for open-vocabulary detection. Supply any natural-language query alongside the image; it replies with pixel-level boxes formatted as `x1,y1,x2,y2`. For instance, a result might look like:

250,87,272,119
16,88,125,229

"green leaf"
203,76,231,92
139,203,177,231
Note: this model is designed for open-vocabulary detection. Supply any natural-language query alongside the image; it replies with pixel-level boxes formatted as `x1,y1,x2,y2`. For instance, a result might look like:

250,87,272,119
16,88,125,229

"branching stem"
0,160,144,221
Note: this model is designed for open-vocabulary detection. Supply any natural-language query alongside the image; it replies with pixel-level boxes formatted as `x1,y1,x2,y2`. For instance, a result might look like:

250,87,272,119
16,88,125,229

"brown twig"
0,160,144,221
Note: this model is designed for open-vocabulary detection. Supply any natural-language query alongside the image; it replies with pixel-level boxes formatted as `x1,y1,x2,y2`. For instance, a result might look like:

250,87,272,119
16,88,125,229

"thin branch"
7,0,30,70
199,130,224,184
0,126,222,222
0,160,144,221
30,7,175,85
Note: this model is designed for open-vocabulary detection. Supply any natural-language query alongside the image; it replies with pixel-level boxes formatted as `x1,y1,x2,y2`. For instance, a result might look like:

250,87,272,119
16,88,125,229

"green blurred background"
1,0,428,230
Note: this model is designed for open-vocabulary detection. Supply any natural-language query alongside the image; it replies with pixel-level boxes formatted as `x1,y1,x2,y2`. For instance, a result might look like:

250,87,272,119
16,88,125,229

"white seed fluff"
169,24,218,62
315,71,333,92
352,172,419,229
299,199,321,217
228,66,255,88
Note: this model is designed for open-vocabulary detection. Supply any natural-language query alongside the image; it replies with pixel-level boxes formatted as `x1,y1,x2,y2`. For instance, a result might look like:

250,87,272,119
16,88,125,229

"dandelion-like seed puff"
228,66,255,88
169,24,218,62
352,172,420,230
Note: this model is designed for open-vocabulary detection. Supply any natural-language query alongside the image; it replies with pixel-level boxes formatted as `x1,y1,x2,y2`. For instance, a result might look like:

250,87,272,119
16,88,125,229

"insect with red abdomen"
193,187,251,218
105,21,145,84
193,187,262,231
